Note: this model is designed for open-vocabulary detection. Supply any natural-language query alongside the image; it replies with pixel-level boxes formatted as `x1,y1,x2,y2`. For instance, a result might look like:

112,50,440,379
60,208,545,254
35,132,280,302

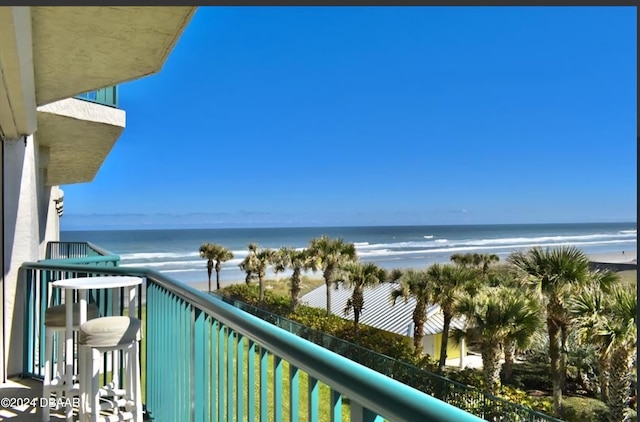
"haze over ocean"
62,222,637,286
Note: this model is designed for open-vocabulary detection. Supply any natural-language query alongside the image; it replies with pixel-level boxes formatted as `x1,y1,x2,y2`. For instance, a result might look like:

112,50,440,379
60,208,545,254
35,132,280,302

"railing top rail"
38,256,120,265
20,260,483,422
85,242,117,257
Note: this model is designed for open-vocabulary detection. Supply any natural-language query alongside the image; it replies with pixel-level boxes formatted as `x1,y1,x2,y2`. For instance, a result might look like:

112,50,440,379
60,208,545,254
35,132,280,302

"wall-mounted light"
53,197,64,217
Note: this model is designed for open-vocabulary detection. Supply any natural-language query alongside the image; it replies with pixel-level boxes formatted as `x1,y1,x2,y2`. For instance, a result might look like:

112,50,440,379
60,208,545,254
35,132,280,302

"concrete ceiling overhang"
37,97,126,186
31,6,196,106
0,7,37,139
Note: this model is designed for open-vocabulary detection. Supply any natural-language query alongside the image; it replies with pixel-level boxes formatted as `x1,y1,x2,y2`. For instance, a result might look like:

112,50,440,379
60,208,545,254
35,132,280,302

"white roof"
300,282,465,337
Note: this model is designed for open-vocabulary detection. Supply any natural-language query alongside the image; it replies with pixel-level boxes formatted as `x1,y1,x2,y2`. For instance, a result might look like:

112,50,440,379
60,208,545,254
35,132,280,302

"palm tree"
391,268,433,350
451,253,499,275
274,247,318,308
455,286,542,393
602,285,637,422
450,253,474,267
478,253,500,275
497,287,544,382
336,262,386,336
199,243,234,291
570,283,612,400
308,236,357,316
569,275,636,422
238,243,276,301
200,243,233,292
427,263,479,369
507,246,591,412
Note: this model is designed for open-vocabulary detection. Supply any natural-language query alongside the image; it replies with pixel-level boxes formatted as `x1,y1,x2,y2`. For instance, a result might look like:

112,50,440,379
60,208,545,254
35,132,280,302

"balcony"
3,242,558,422
74,86,118,109
36,89,126,186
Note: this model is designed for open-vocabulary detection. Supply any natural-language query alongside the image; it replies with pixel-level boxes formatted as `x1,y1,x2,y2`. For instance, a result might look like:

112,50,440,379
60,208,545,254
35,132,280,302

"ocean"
61,222,637,286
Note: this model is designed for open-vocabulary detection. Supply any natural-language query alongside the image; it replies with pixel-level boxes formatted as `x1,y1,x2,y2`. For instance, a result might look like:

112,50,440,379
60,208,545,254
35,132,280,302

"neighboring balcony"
74,86,119,109
2,242,491,422
36,86,125,186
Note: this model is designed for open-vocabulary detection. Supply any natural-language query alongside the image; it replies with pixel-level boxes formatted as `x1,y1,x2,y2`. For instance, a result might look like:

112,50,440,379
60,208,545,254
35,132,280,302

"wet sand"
588,250,636,264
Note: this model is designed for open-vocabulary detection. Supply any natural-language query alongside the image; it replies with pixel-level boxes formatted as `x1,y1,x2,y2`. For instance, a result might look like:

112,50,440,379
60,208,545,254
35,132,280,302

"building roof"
300,283,466,337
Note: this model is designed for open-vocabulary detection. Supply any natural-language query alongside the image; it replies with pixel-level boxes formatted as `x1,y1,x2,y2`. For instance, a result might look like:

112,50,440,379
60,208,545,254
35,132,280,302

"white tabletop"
52,276,142,290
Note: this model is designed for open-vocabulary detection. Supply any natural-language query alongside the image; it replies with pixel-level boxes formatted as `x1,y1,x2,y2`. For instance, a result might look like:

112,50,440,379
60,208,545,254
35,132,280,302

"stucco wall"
2,134,59,377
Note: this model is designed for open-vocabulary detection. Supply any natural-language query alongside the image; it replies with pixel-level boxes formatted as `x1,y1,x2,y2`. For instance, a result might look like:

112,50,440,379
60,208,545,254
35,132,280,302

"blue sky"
62,6,637,230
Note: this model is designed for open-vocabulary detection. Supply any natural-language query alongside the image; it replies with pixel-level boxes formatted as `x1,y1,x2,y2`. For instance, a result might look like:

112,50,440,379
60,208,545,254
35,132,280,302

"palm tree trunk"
216,270,221,291
599,350,610,401
438,313,452,369
413,302,426,351
352,289,364,337
481,342,502,394
503,339,516,383
259,275,265,301
291,268,301,309
324,268,333,317
548,318,563,413
207,260,213,291
353,308,360,336
607,346,632,422
560,322,569,391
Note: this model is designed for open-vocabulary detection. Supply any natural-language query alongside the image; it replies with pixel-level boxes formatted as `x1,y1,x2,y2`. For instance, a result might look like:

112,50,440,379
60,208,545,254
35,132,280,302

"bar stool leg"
42,328,53,422
133,342,142,422
78,345,87,422
91,348,101,422
55,329,64,408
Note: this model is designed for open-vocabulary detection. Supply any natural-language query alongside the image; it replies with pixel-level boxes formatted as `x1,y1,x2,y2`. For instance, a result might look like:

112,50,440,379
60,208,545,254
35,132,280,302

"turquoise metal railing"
74,85,118,108
20,256,485,421
23,242,121,379
45,241,117,260
213,294,564,422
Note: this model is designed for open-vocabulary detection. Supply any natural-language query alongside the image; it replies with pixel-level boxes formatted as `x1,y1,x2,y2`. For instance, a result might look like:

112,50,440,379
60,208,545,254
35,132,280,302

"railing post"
330,389,342,422
350,401,383,422
308,376,319,422
193,308,206,422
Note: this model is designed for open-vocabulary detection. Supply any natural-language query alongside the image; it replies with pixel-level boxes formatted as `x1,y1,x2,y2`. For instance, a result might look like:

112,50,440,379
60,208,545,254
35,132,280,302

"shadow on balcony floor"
0,378,67,421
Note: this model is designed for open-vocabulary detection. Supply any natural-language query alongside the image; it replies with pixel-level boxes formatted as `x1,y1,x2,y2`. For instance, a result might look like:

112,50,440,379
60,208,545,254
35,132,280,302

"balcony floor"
1,378,67,421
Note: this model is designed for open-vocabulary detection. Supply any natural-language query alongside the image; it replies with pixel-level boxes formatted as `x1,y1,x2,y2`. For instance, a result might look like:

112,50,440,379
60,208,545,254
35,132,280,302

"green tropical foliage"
207,237,636,420
450,253,500,275
455,286,543,393
307,236,357,316
199,242,234,291
390,268,433,350
238,242,276,301
570,281,637,422
426,263,480,369
507,246,591,413
273,246,318,308
336,262,387,335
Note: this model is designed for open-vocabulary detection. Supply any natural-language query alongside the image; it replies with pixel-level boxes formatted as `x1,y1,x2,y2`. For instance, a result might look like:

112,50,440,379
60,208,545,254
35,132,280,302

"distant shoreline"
180,250,637,293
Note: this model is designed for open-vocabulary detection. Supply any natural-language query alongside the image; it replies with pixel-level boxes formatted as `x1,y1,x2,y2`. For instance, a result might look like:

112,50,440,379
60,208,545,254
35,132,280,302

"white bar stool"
78,316,143,422
42,303,100,422
51,276,143,422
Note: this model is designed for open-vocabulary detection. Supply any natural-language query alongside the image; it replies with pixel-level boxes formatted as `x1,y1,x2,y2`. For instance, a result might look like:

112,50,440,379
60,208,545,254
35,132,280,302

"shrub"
559,397,609,422
498,386,553,414
505,361,552,391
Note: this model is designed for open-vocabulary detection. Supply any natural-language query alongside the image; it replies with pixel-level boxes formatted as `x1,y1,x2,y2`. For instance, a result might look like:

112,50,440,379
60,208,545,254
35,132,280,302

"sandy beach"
588,250,637,264
179,250,637,295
